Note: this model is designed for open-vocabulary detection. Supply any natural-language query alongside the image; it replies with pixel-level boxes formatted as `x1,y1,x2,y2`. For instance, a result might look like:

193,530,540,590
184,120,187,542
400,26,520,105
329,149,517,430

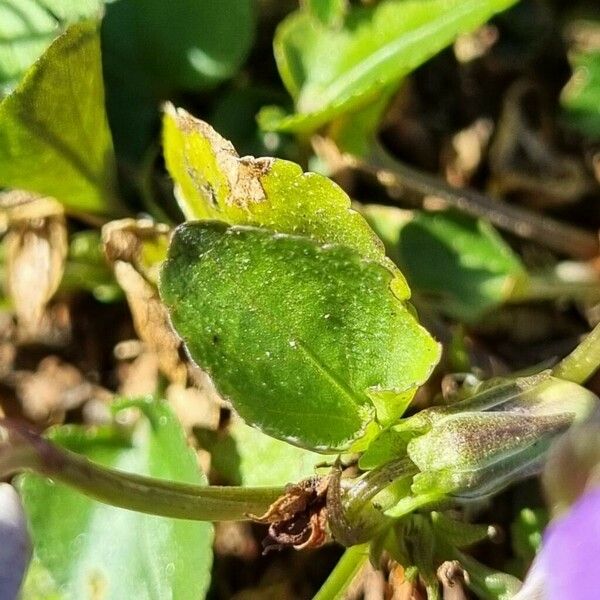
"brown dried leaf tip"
249,476,330,553
437,561,469,600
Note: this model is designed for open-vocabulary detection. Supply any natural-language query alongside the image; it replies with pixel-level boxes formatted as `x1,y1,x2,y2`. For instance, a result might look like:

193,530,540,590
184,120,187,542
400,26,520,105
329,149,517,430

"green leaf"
160,222,440,452
103,0,253,94
328,86,396,156
562,44,600,139
0,0,101,91
510,508,547,567
303,0,347,28
358,427,415,470
162,106,410,298
209,85,296,159
259,0,518,133
19,399,213,599
199,417,324,487
102,0,254,161
363,206,526,322
0,21,120,216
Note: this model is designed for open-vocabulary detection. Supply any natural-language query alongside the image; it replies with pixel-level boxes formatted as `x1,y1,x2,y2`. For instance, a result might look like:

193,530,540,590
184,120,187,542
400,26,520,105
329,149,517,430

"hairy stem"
356,145,599,260
0,419,283,521
553,321,600,384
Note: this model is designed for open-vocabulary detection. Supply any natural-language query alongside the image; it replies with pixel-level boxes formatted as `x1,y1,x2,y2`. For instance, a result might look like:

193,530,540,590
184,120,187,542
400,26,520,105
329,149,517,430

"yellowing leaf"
162,105,410,298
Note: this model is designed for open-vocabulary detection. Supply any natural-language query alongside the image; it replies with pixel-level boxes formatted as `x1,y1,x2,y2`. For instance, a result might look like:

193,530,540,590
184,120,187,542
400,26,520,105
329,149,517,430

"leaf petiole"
0,419,283,522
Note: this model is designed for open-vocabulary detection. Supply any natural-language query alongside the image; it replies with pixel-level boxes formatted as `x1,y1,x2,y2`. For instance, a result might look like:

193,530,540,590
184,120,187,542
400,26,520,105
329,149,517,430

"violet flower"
515,486,600,599
0,483,32,600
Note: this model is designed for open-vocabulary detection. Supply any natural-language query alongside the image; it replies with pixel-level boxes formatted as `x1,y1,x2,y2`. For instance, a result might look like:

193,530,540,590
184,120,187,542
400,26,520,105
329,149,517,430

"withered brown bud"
250,476,330,552
2,191,67,336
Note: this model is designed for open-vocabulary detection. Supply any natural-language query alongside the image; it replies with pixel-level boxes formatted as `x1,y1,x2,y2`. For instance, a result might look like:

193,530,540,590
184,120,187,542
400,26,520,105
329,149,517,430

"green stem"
508,270,600,304
0,419,283,521
313,544,369,600
345,457,417,509
136,143,175,225
552,321,600,384
327,458,416,546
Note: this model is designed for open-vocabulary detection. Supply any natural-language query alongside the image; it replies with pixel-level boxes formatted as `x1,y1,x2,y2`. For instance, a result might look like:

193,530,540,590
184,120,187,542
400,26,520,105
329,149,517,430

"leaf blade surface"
160,222,440,451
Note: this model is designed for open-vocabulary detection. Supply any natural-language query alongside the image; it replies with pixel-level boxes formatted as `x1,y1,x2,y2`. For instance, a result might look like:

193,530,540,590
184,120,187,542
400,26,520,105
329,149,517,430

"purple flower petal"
542,485,600,600
512,554,546,600
0,483,32,600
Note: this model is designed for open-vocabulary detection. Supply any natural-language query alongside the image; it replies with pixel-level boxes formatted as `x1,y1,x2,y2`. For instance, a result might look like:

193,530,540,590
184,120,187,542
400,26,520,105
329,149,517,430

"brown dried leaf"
102,218,170,285
102,218,187,384
14,356,93,422
112,261,187,385
3,192,67,336
117,351,160,398
388,564,425,600
363,567,386,600
251,477,328,524
0,190,63,226
293,509,328,550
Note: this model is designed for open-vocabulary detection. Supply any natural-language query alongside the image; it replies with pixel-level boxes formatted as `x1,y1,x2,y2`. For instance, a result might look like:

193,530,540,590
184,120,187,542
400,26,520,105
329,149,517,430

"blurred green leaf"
259,0,518,133
0,0,101,92
210,85,295,159
511,508,547,567
328,86,396,156
160,222,440,451
61,231,121,302
102,0,254,160
363,206,526,322
103,0,253,93
562,45,600,139
303,0,347,27
199,417,324,486
0,21,121,216
19,399,213,600
162,106,410,298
